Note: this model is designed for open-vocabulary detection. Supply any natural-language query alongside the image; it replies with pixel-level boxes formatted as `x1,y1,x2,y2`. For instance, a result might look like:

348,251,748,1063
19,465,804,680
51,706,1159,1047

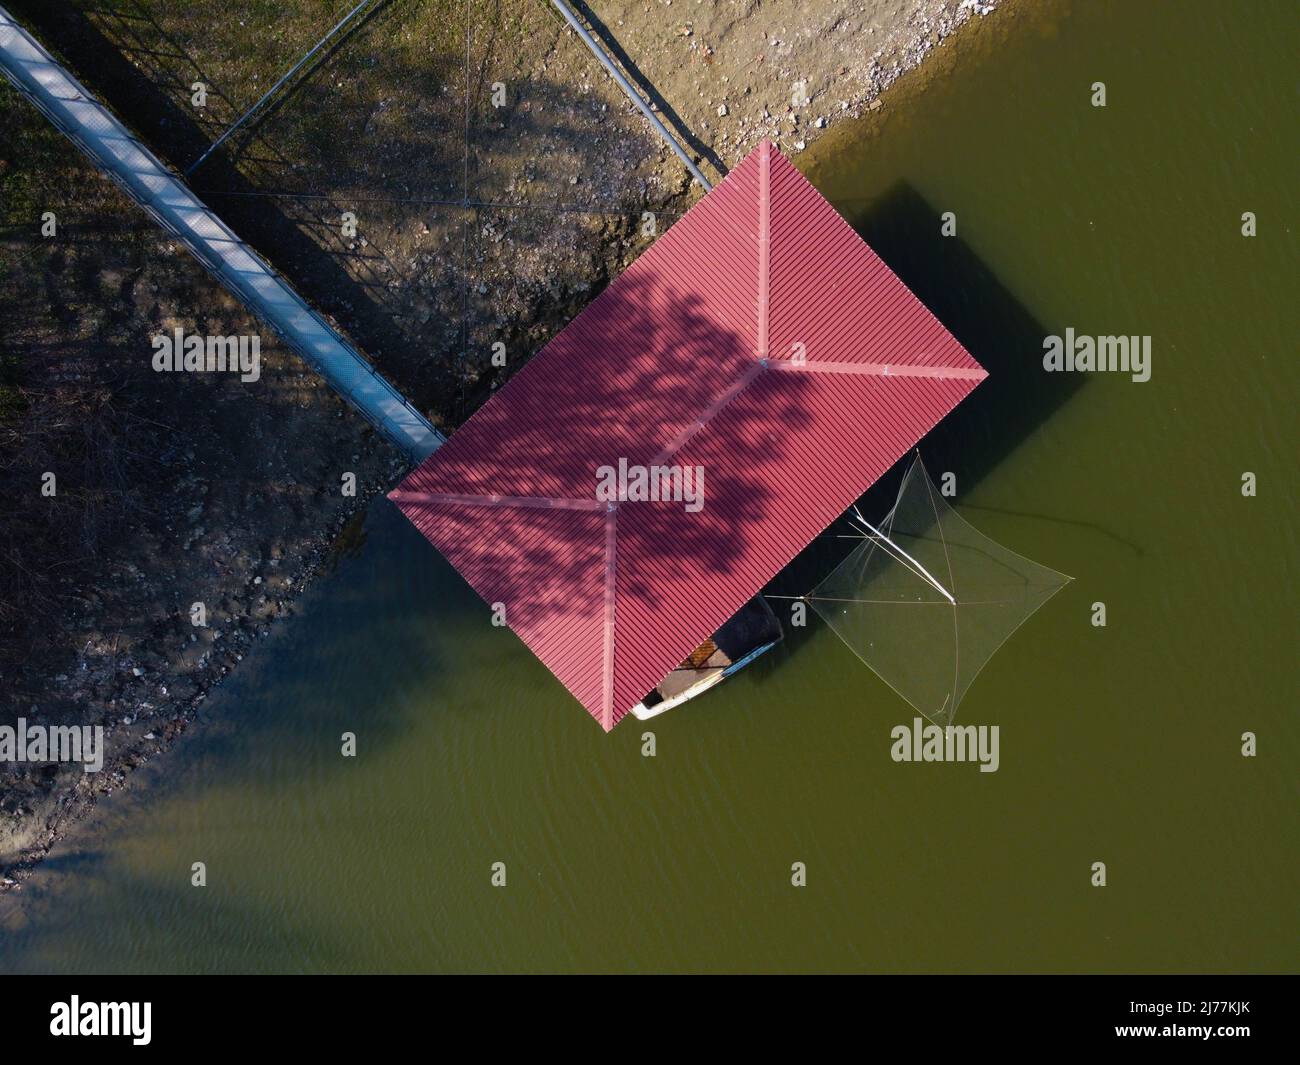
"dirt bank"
1,0,1001,888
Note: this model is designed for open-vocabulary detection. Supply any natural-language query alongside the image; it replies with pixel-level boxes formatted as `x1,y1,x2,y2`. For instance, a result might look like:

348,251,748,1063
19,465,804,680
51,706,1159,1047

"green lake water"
2,0,1296,972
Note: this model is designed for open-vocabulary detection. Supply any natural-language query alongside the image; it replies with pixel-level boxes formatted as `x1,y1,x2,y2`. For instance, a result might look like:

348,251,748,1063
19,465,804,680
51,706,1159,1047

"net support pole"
548,0,713,191
851,510,956,605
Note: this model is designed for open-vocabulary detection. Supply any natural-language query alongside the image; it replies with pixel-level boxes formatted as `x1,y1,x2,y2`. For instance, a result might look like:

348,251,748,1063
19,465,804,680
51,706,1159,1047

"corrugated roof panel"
395,497,610,714
766,150,982,374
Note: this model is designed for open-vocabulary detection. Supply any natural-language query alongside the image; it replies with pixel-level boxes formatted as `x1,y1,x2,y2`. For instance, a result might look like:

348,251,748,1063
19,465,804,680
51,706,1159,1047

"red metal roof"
390,140,986,730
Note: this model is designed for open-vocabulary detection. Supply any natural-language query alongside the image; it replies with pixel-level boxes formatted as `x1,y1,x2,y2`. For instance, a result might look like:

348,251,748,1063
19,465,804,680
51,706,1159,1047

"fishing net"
809,454,1070,725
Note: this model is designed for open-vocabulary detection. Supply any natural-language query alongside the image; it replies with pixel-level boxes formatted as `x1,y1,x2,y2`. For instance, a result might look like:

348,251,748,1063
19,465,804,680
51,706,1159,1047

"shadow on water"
4,858,355,972
162,502,474,780
845,181,1085,488
768,180,1091,663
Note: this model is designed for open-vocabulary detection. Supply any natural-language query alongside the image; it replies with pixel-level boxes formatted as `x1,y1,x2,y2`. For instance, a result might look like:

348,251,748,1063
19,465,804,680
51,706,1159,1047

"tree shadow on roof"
395,265,815,692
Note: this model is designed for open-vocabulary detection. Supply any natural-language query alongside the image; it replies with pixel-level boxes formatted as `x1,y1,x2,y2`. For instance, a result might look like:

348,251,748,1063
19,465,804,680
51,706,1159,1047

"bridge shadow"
73,0,246,140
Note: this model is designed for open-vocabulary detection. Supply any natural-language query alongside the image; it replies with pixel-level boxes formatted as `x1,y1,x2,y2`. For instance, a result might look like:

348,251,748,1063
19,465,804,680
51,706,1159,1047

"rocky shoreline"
591,0,1000,165
0,0,1000,891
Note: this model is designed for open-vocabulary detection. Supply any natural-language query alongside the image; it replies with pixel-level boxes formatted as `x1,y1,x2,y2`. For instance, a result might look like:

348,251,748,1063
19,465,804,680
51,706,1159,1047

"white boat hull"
630,670,727,720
